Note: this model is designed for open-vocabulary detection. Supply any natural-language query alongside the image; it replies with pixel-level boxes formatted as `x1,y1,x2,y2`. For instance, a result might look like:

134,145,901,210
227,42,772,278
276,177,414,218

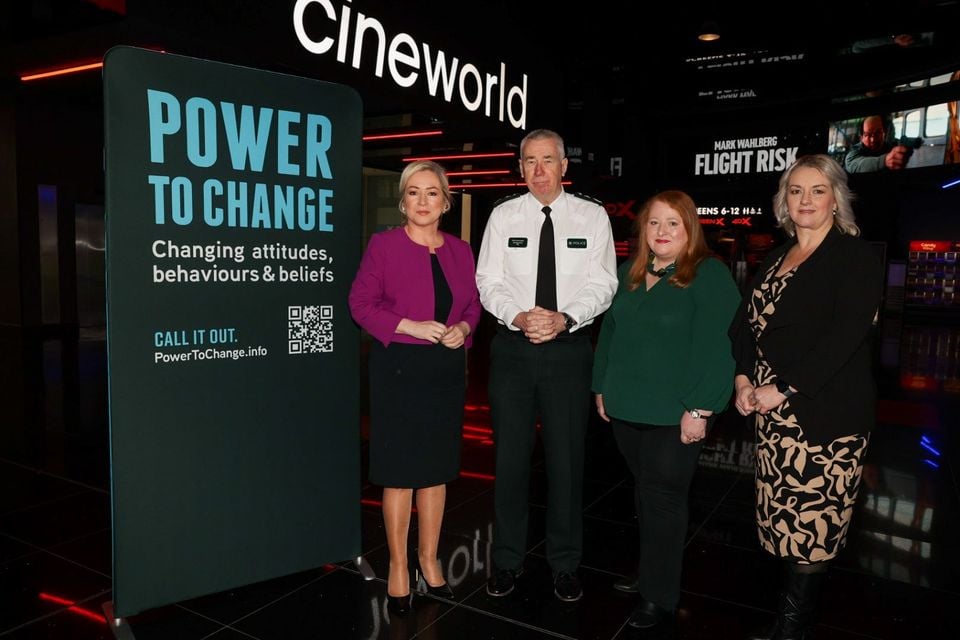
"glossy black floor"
1,311,957,639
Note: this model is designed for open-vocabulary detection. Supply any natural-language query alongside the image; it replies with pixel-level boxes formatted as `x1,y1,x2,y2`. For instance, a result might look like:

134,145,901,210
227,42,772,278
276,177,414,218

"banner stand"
102,602,136,639
103,46,362,617
103,561,374,639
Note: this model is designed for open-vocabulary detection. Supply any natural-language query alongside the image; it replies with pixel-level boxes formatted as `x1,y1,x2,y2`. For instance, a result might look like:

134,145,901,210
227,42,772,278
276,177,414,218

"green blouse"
592,257,741,425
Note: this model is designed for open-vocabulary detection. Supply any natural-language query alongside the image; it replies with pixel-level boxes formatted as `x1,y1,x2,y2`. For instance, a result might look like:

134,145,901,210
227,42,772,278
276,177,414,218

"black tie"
535,205,557,311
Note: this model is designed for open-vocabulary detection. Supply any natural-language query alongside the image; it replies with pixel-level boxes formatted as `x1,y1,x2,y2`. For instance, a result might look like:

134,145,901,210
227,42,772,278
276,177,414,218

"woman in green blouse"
592,190,740,630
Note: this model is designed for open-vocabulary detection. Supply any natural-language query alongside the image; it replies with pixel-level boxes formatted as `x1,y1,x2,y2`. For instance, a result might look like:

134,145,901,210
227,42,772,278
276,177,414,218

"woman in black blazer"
730,154,882,640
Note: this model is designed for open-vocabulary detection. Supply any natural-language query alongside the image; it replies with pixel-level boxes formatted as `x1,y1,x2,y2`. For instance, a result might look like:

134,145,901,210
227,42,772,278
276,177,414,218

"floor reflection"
1,317,959,639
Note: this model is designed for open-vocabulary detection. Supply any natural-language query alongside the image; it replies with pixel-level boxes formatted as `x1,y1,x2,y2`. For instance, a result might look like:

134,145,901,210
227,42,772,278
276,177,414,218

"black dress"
368,254,465,488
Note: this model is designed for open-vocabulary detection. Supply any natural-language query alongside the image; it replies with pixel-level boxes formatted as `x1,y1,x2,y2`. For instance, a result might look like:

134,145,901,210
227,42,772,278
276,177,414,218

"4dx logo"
604,201,637,220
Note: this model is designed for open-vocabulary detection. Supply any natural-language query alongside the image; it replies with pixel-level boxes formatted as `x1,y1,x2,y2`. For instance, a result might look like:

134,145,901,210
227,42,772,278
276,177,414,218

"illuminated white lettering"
292,1,528,129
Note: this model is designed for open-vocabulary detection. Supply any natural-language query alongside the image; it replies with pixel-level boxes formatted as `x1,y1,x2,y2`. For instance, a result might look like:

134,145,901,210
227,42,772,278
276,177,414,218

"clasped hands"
512,307,566,344
735,382,787,416
398,319,469,348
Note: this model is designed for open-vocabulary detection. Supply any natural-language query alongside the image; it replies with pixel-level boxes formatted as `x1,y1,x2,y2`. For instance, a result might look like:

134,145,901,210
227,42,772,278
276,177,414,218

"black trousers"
612,417,709,610
488,329,593,574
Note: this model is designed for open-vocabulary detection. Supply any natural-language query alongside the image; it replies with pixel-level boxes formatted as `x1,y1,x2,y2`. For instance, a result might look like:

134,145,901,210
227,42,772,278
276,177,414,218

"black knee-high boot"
748,561,828,640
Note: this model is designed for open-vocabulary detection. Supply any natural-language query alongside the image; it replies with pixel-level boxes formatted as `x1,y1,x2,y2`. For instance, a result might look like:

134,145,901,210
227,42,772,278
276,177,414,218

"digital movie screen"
827,96,960,173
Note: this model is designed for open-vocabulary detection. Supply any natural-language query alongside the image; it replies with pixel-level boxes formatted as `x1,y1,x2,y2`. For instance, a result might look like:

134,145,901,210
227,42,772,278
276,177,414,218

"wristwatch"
561,312,575,332
688,409,704,420
773,378,795,398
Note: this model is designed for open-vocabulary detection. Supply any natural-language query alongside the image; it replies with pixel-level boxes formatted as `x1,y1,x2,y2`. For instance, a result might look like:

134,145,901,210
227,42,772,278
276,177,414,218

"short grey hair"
520,129,565,160
772,154,860,237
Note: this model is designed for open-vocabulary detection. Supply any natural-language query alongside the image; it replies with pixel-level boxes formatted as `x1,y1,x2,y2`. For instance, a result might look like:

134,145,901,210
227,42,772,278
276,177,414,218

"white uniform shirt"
476,190,618,331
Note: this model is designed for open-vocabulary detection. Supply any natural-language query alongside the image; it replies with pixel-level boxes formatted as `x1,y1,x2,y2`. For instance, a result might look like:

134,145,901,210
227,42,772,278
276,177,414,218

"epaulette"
570,192,603,205
493,192,525,207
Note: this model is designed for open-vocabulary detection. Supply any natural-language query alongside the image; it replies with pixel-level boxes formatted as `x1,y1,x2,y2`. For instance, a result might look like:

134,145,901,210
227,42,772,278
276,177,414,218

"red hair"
627,190,711,290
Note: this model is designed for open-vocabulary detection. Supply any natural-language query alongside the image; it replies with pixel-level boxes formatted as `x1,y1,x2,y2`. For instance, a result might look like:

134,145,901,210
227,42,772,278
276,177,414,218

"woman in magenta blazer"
349,161,480,613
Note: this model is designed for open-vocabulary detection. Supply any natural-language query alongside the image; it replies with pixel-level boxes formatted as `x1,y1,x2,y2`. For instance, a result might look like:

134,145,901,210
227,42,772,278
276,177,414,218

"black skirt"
368,341,465,488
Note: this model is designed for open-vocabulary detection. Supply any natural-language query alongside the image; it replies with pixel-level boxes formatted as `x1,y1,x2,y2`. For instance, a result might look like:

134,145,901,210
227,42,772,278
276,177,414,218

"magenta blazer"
349,227,482,347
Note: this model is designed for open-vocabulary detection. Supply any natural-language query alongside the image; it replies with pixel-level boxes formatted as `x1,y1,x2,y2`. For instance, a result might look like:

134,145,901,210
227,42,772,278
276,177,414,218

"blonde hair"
397,161,452,222
772,154,860,237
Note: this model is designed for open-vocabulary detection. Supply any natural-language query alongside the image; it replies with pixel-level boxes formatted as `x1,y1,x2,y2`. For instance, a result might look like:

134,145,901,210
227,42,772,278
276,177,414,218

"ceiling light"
698,21,720,42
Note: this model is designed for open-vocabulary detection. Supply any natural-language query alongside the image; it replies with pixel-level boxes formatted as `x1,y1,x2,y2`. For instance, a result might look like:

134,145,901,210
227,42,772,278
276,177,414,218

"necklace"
647,256,676,278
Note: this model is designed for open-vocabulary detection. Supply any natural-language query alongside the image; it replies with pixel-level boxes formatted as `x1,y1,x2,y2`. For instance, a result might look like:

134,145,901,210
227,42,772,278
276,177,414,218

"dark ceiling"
7,0,960,110
5,1,960,152
521,0,960,112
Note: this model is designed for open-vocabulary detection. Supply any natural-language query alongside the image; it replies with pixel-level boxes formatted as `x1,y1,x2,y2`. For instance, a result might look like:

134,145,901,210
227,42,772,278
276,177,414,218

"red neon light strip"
403,152,515,162
460,470,495,480
464,404,490,411
446,170,512,177
363,130,443,141
39,593,106,624
21,47,165,82
450,181,572,189
462,433,490,441
21,62,103,82
463,425,493,435
64,605,105,624
449,182,526,188
40,593,75,606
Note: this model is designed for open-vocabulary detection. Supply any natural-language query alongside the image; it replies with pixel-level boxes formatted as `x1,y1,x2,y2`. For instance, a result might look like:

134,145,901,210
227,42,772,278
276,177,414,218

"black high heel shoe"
386,592,412,615
415,561,455,600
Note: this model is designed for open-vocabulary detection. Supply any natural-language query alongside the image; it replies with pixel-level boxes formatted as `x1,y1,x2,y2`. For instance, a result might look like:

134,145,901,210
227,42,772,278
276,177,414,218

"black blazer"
729,227,883,443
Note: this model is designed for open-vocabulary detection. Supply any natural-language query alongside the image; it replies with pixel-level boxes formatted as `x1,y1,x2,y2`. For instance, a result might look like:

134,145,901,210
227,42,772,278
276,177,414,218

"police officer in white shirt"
476,128,617,602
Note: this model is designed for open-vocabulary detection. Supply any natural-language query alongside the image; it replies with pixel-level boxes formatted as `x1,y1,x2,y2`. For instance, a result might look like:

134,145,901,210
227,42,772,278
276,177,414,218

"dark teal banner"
104,47,361,617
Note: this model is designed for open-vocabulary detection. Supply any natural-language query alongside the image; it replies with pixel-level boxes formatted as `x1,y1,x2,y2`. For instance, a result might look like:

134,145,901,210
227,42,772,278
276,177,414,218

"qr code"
288,305,334,354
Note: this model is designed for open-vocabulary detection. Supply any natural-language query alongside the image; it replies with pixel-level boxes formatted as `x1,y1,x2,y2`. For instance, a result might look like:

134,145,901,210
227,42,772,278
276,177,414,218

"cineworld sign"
293,0,529,129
